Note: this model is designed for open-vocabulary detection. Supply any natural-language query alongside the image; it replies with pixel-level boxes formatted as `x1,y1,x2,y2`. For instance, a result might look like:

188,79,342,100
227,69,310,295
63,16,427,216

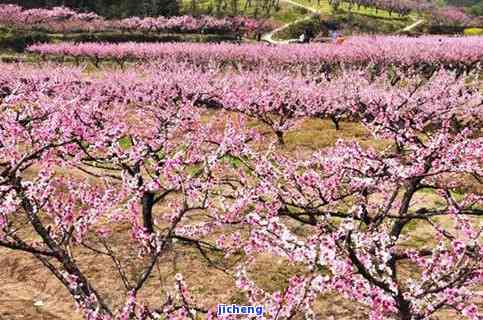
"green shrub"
0,30,49,52
334,12,406,34
0,29,238,52
426,25,466,34
53,32,237,43
464,28,483,36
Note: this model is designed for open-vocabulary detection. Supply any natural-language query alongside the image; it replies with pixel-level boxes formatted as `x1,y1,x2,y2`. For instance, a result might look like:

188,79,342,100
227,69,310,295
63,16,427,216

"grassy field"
180,0,309,23
179,0,414,31
292,0,415,20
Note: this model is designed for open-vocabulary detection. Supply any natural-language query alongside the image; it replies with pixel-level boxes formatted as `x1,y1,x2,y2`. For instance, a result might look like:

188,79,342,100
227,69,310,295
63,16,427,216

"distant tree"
468,3,483,17
2,0,180,18
148,0,179,17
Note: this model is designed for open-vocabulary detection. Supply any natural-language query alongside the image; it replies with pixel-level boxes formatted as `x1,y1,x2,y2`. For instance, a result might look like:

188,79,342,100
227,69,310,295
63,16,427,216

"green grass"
292,0,415,20
269,0,414,39
272,14,322,40
288,0,333,14
271,5,309,23
181,0,252,16
180,0,307,24
337,2,413,20
118,136,133,149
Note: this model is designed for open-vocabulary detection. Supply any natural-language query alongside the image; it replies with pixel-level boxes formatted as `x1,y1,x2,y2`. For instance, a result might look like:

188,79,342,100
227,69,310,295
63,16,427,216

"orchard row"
2,61,480,144
0,4,271,35
27,36,483,72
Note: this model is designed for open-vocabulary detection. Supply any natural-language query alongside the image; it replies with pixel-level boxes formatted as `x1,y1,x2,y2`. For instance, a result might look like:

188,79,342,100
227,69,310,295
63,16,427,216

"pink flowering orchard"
230,71,482,320
0,4,271,35
0,57,481,320
28,36,483,72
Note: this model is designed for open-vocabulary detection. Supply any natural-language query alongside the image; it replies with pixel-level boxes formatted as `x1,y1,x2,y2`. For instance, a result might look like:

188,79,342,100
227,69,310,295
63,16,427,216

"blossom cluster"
0,61,481,320
27,35,483,71
0,4,272,35
429,6,472,26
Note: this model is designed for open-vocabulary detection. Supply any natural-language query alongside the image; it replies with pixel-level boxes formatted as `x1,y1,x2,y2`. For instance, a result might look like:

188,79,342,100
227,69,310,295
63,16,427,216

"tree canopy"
3,0,179,18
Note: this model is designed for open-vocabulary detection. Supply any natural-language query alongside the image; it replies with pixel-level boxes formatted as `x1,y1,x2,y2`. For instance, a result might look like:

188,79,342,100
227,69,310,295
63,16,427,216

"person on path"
299,28,313,43
335,34,346,44
330,30,345,44
329,30,338,42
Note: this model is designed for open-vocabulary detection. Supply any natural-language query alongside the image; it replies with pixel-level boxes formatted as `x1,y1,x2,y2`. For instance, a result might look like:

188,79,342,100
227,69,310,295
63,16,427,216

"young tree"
0,65,255,319
223,70,483,320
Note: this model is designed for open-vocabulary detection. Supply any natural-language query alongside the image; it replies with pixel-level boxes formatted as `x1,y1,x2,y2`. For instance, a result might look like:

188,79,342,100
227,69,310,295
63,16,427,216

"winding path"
398,18,424,33
262,0,320,44
283,0,319,13
261,0,425,44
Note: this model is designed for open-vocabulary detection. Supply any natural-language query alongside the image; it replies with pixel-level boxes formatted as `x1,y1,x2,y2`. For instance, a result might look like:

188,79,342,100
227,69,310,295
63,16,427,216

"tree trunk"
142,191,155,234
397,298,412,320
191,0,197,14
16,180,112,316
275,131,285,145
331,116,340,130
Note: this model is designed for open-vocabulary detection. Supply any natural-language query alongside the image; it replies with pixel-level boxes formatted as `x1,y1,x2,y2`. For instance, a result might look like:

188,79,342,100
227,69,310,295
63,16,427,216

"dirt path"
398,18,424,33
262,0,425,43
0,249,82,320
283,0,319,13
262,0,320,44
